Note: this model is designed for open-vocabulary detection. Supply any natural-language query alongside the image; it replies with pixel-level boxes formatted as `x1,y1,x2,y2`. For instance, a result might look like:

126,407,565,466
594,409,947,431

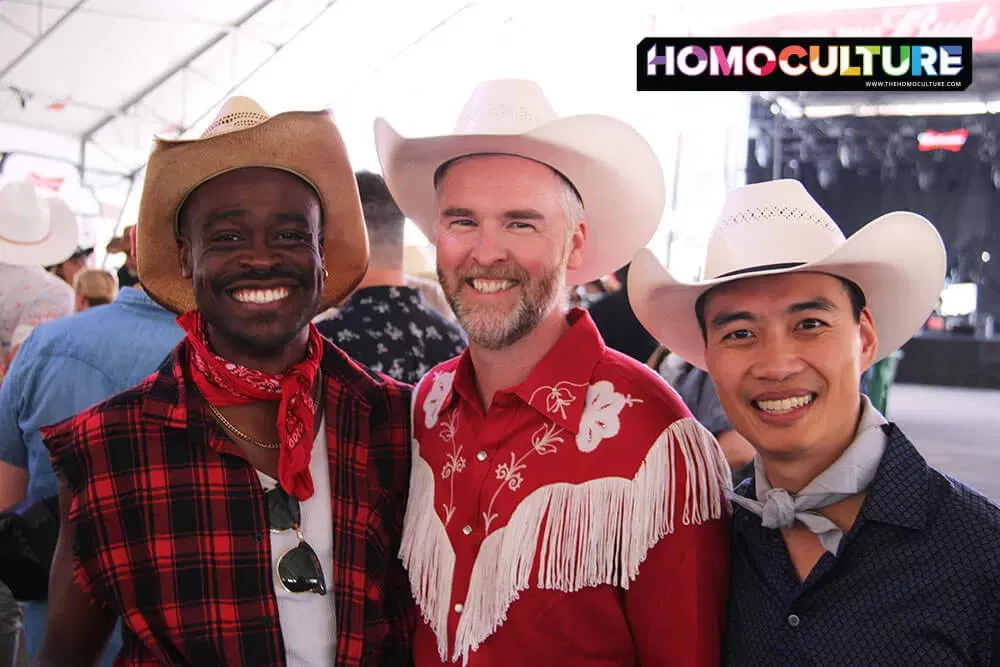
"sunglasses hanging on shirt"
265,486,327,595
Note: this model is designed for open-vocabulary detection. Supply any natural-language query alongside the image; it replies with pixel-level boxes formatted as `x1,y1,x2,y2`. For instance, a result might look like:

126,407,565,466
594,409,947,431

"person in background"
0,231,182,664
316,170,466,384
629,178,1000,665
72,269,118,312
47,246,93,287
0,182,79,666
650,346,756,485
107,225,140,288
587,263,659,364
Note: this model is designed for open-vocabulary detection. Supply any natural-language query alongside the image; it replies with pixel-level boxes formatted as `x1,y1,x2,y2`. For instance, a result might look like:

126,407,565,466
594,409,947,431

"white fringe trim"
401,416,731,665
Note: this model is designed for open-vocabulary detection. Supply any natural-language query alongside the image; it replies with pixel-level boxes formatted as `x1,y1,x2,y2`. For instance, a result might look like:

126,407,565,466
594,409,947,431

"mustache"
213,266,309,290
457,265,528,282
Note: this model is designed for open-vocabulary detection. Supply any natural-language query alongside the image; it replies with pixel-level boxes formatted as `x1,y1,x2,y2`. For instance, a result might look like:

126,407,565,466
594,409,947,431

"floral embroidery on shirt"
424,370,455,429
483,423,564,533
527,381,589,420
576,380,644,453
439,409,465,525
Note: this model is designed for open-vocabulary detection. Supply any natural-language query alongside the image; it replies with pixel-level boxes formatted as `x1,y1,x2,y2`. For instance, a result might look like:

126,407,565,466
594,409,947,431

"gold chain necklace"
208,379,323,450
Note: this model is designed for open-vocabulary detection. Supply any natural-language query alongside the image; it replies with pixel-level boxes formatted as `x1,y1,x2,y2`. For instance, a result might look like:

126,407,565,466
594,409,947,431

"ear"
565,220,587,271
177,235,193,279
858,306,879,372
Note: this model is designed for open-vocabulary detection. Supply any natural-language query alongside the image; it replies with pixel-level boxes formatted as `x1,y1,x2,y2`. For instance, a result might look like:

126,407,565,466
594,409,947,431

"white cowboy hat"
628,179,947,371
136,96,368,314
0,182,79,267
373,79,666,285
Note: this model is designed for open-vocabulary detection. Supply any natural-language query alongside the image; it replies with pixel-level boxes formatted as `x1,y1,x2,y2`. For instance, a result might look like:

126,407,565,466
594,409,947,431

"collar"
115,286,168,312
442,308,604,433
734,421,934,534
348,284,422,301
859,423,933,530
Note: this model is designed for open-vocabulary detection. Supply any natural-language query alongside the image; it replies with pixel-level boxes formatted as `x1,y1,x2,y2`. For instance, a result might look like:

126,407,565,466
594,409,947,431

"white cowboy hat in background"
0,182,79,267
628,178,947,371
373,79,666,285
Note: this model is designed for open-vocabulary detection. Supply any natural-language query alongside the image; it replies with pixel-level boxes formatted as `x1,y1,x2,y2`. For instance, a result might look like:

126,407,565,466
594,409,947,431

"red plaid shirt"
43,340,416,666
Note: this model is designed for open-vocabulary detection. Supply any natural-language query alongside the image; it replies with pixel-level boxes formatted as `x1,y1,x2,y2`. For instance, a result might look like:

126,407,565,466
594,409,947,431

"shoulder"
320,338,412,416
927,467,1000,554
592,346,692,422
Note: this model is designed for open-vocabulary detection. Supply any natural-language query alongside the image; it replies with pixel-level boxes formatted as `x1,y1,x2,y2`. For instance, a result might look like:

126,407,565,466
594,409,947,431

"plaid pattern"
43,339,415,666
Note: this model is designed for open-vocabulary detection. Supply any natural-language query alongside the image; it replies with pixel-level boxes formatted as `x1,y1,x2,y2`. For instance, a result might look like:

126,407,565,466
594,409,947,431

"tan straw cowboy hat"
137,96,368,314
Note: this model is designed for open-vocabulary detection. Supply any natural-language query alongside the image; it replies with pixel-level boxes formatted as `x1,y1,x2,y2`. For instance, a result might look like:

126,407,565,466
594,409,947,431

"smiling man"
35,97,415,666
375,80,732,666
630,179,1000,665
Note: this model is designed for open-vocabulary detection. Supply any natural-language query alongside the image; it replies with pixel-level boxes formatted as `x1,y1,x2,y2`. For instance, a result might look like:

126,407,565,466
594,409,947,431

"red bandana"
177,310,324,501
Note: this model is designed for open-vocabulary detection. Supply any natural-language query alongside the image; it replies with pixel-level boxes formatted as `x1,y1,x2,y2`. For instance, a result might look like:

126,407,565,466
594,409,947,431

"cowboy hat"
0,182,78,267
137,96,368,314
373,79,665,285
628,179,946,371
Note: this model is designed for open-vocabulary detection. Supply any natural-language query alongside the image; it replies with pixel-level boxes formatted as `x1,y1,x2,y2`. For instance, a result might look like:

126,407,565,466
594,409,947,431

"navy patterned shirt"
316,285,466,385
726,423,1000,666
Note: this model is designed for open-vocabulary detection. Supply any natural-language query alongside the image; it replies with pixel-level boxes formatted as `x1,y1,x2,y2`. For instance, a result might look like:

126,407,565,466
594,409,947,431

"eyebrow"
440,207,546,221
709,297,838,330
204,209,247,226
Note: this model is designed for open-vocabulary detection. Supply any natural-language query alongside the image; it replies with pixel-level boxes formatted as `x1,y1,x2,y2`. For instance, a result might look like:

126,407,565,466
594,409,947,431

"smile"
468,279,518,294
230,287,291,304
752,393,816,414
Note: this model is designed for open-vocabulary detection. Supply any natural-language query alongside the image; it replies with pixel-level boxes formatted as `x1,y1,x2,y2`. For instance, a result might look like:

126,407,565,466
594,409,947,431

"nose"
468,223,509,266
238,235,280,271
750,332,807,383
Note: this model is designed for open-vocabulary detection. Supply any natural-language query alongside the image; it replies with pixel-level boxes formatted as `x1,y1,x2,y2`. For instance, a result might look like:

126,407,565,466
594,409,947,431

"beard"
439,249,569,351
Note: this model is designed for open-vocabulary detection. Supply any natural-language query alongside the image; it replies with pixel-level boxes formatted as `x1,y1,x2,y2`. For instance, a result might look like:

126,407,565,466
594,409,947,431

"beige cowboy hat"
374,79,666,285
0,182,78,267
137,96,368,314
628,179,947,371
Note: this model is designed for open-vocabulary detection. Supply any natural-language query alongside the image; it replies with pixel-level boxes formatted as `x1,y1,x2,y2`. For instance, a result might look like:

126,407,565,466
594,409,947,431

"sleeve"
624,434,731,666
0,341,31,468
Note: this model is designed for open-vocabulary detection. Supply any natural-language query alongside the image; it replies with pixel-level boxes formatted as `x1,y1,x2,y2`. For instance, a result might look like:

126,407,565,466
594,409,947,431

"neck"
469,305,570,409
206,324,311,376
358,265,406,289
759,397,866,494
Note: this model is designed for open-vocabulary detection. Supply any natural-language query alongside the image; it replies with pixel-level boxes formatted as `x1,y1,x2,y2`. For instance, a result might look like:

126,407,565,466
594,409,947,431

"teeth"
471,279,516,293
232,287,290,304
756,394,814,414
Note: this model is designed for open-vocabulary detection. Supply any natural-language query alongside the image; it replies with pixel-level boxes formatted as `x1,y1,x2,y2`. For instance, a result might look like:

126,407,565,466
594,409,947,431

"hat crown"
0,182,53,243
702,180,847,281
202,96,270,139
453,79,558,135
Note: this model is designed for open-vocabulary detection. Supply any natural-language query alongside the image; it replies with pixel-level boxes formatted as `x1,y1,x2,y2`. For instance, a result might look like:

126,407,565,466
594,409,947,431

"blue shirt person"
0,286,183,664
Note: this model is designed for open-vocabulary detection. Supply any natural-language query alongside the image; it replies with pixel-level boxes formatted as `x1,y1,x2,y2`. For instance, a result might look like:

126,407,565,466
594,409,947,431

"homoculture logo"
638,38,973,92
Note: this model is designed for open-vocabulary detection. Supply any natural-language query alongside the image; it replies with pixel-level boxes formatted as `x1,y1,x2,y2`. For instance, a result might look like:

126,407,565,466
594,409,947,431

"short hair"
695,274,867,342
356,170,404,250
434,155,584,225
73,269,118,308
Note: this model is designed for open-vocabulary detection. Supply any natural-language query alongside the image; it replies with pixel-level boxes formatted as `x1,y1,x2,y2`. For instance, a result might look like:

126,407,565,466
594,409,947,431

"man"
0,224,184,664
375,79,731,666
37,96,414,666
317,171,466,383
629,179,1000,665
0,183,77,381
107,225,140,288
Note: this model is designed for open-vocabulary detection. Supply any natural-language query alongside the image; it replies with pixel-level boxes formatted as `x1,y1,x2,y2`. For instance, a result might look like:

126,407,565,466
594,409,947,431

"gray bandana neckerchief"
729,395,888,554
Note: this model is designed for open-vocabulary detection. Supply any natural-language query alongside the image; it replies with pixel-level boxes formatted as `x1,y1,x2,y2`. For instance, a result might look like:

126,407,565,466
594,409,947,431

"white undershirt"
256,415,337,666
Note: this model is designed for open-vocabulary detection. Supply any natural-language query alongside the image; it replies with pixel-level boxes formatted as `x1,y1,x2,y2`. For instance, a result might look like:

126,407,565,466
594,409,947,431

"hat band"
713,262,805,280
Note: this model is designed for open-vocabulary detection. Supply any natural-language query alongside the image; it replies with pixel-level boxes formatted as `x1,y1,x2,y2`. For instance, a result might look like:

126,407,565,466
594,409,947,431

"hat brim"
374,114,666,285
137,110,368,315
0,197,79,267
628,211,946,371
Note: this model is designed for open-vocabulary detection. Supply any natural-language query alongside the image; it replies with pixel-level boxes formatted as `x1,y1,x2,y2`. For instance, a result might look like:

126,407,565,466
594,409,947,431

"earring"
323,268,329,278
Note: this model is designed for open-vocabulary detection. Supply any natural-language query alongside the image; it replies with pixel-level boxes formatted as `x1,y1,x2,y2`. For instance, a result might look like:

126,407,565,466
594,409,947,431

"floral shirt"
402,308,732,666
0,263,74,381
317,286,466,385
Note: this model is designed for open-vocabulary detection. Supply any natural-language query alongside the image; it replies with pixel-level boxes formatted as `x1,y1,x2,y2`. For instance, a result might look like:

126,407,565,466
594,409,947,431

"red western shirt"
403,309,731,666
42,340,415,666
